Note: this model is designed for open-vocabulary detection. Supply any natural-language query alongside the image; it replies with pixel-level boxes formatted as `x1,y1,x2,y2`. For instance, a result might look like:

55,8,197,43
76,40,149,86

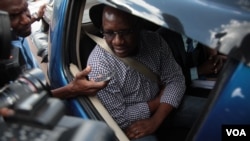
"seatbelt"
85,31,160,84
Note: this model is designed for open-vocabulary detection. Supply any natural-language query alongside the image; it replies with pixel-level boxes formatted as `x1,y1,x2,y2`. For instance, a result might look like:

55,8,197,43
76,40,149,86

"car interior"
32,0,236,141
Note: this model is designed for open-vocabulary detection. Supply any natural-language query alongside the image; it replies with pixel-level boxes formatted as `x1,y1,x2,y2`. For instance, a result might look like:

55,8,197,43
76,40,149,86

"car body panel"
49,0,68,87
189,60,250,141
49,0,90,118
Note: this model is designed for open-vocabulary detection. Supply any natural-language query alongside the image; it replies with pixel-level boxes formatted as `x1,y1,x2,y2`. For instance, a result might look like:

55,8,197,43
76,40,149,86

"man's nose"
112,34,125,45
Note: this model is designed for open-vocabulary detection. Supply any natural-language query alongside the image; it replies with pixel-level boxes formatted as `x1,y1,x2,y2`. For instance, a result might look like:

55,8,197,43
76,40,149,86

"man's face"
0,0,32,37
102,7,139,58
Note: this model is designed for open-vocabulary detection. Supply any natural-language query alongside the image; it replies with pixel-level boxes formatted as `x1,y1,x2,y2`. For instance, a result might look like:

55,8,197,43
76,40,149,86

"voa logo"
226,129,246,136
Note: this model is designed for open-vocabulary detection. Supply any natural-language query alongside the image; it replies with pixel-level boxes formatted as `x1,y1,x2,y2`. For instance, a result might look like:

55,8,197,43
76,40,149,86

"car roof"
98,0,250,65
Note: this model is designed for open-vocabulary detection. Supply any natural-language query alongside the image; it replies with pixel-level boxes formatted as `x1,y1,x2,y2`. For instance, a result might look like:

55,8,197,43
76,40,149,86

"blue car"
44,0,250,140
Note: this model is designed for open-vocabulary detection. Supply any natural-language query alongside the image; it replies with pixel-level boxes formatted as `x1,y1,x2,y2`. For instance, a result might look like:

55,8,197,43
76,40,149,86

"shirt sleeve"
12,38,40,69
158,35,186,108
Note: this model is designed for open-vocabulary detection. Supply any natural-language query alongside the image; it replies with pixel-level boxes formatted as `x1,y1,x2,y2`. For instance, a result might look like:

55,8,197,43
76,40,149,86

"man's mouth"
24,25,31,32
114,48,126,54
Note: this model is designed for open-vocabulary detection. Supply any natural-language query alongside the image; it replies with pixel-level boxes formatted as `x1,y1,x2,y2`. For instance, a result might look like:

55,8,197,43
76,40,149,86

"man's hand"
69,66,109,96
0,108,14,117
126,86,169,140
198,54,227,76
37,4,46,20
125,118,158,140
197,58,216,75
31,4,46,23
211,54,227,74
52,66,109,98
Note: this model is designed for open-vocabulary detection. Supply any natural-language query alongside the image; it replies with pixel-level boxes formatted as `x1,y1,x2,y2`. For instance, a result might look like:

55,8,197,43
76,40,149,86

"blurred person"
0,0,46,69
0,0,108,103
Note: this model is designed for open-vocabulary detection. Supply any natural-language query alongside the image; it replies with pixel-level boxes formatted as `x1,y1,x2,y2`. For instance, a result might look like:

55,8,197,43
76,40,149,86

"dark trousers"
156,95,207,141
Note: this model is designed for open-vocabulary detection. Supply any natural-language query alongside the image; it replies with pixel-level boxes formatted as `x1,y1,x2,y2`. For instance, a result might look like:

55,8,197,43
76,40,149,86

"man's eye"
9,14,19,19
104,32,114,36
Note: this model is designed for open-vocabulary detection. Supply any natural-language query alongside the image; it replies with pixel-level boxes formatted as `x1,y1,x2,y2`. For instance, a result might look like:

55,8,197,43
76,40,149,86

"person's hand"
52,66,109,98
70,66,109,96
197,58,216,76
198,54,227,76
211,54,227,74
125,118,158,140
37,4,46,20
126,86,166,139
31,4,46,23
0,108,14,117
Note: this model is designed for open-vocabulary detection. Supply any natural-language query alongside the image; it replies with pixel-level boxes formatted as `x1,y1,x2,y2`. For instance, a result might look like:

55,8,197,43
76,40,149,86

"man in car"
157,28,227,90
87,4,186,140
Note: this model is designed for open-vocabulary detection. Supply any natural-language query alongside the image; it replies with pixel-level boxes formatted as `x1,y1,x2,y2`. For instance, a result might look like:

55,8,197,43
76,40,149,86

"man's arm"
126,34,186,139
126,103,173,140
147,86,165,113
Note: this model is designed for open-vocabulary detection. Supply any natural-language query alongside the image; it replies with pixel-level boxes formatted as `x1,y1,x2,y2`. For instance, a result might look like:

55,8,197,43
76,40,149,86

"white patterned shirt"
87,30,186,129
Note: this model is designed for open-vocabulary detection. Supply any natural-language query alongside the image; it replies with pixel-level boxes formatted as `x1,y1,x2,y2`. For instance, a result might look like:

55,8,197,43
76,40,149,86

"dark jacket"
157,28,208,88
